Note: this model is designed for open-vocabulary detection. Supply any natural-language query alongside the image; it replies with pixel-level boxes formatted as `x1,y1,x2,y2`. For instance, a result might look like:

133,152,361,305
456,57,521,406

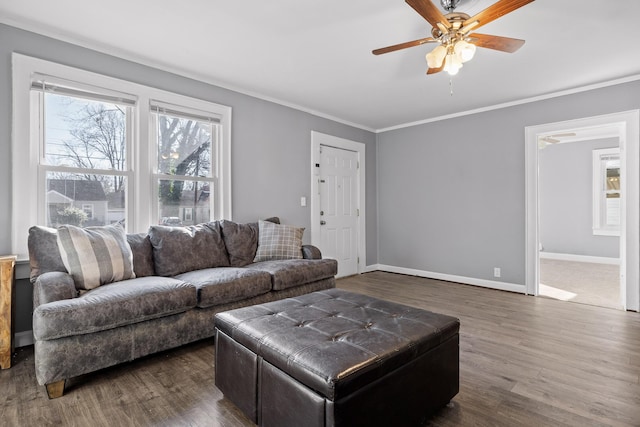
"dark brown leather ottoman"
214,288,459,427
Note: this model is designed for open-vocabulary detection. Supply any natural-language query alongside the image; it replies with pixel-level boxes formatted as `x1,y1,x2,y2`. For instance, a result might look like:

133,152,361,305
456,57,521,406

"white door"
319,145,359,277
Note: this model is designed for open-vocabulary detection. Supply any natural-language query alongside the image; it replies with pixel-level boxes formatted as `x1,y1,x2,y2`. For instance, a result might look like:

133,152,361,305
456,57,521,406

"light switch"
300,196,307,207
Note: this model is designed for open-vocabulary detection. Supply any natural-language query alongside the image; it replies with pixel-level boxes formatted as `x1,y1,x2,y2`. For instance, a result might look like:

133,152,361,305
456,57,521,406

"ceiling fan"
538,132,577,149
372,0,535,76
539,133,577,144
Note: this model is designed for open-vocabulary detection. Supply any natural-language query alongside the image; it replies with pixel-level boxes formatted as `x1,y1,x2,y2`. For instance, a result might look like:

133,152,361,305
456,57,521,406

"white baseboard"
15,330,34,348
363,264,380,273
365,264,526,294
539,252,620,265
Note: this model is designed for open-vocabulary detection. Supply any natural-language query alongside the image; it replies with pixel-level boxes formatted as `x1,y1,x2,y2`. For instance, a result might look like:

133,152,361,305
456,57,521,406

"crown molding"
376,74,640,133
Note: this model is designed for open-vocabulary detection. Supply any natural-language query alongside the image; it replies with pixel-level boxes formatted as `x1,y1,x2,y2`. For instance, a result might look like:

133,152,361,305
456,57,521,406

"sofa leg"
45,380,66,399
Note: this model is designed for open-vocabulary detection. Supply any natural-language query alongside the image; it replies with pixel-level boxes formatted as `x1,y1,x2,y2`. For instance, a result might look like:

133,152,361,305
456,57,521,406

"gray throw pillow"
28,225,66,283
253,220,304,262
57,223,136,290
148,221,230,276
220,220,259,267
126,233,155,277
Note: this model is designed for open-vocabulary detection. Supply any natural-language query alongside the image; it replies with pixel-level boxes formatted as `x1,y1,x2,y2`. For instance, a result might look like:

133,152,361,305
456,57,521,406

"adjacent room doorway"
525,111,640,312
310,131,366,278
537,130,622,309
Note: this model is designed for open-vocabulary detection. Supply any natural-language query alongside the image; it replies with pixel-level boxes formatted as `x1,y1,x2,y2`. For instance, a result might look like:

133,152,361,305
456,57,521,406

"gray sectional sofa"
27,218,337,398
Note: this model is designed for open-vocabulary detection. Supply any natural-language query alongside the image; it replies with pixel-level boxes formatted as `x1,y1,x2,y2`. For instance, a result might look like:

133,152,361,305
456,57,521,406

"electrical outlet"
493,267,501,278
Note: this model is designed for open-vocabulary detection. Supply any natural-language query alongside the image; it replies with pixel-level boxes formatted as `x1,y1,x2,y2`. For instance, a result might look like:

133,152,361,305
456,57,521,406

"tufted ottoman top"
215,288,459,401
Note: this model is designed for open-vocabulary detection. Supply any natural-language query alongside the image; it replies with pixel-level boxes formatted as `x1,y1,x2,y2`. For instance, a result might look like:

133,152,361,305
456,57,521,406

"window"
32,77,134,229
593,147,621,236
81,204,95,220
183,208,193,223
12,54,231,258
150,102,222,225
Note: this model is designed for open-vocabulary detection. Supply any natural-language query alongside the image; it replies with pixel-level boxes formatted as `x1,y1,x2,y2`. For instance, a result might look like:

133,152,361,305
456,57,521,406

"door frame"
310,131,366,275
525,110,640,311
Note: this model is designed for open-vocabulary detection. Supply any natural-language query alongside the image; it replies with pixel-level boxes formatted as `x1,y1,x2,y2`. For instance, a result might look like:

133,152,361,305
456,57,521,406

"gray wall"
377,80,640,286
0,23,377,335
539,137,620,258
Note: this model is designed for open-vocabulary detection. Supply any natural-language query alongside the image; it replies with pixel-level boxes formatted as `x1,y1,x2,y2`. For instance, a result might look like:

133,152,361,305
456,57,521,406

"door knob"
320,220,326,225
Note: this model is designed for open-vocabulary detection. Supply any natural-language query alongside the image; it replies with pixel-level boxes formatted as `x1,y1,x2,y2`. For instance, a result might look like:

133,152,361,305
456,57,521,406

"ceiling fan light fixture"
454,39,476,62
443,53,462,75
426,44,447,68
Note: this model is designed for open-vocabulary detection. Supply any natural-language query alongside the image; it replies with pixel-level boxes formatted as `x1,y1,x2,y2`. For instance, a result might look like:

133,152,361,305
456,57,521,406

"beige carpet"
539,258,622,310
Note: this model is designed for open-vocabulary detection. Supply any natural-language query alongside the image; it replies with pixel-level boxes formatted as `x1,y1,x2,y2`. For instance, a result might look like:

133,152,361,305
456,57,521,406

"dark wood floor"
2,271,639,426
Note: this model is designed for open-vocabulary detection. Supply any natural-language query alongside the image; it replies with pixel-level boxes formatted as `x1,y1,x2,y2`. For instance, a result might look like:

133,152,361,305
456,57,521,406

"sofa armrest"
302,245,322,260
33,271,77,308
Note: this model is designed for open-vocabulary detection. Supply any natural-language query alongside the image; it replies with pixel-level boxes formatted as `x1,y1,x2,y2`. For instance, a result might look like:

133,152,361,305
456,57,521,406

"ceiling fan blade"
540,132,577,144
406,0,451,30
427,64,444,75
469,33,525,53
372,37,437,55
463,0,535,32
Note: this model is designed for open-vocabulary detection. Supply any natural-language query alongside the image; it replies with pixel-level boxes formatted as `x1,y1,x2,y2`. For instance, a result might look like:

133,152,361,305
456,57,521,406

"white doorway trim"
310,131,366,275
525,111,640,311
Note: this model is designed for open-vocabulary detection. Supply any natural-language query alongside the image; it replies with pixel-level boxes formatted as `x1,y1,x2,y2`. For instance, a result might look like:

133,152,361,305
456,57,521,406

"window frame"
12,54,232,258
33,80,135,230
592,147,621,236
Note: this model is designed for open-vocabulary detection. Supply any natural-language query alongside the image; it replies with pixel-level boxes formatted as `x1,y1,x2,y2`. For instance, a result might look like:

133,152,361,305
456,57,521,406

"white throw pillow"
57,223,135,290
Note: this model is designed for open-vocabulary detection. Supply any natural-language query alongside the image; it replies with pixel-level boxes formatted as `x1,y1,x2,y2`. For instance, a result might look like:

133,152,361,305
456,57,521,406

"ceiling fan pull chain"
449,77,454,96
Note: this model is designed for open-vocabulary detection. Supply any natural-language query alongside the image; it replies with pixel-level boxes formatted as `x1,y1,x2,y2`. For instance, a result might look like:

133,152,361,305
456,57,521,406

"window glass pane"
157,114,212,177
44,93,127,171
46,173,126,227
606,166,620,191
604,160,620,227
158,179,210,226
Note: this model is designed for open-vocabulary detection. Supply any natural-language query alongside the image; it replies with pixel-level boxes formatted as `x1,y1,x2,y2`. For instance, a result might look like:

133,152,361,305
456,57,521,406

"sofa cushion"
57,223,136,290
247,259,338,291
32,276,196,340
28,225,66,283
127,233,155,277
148,222,230,276
220,220,259,267
254,221,304,262
175,267,272,308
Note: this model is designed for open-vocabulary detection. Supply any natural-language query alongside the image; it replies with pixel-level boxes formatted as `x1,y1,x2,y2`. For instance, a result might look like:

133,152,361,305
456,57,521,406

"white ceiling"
2,0,640,131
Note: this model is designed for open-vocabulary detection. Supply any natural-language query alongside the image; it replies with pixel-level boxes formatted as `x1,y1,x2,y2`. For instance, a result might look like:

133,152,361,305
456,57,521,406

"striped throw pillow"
57,223,135,290
253,220,304,262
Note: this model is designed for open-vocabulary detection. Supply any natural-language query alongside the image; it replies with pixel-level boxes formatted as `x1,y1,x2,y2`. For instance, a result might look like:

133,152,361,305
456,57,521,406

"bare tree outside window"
156,113,214,225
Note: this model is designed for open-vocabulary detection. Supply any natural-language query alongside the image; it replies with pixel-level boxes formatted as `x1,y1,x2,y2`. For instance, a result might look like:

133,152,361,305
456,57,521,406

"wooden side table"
0,255,17,369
